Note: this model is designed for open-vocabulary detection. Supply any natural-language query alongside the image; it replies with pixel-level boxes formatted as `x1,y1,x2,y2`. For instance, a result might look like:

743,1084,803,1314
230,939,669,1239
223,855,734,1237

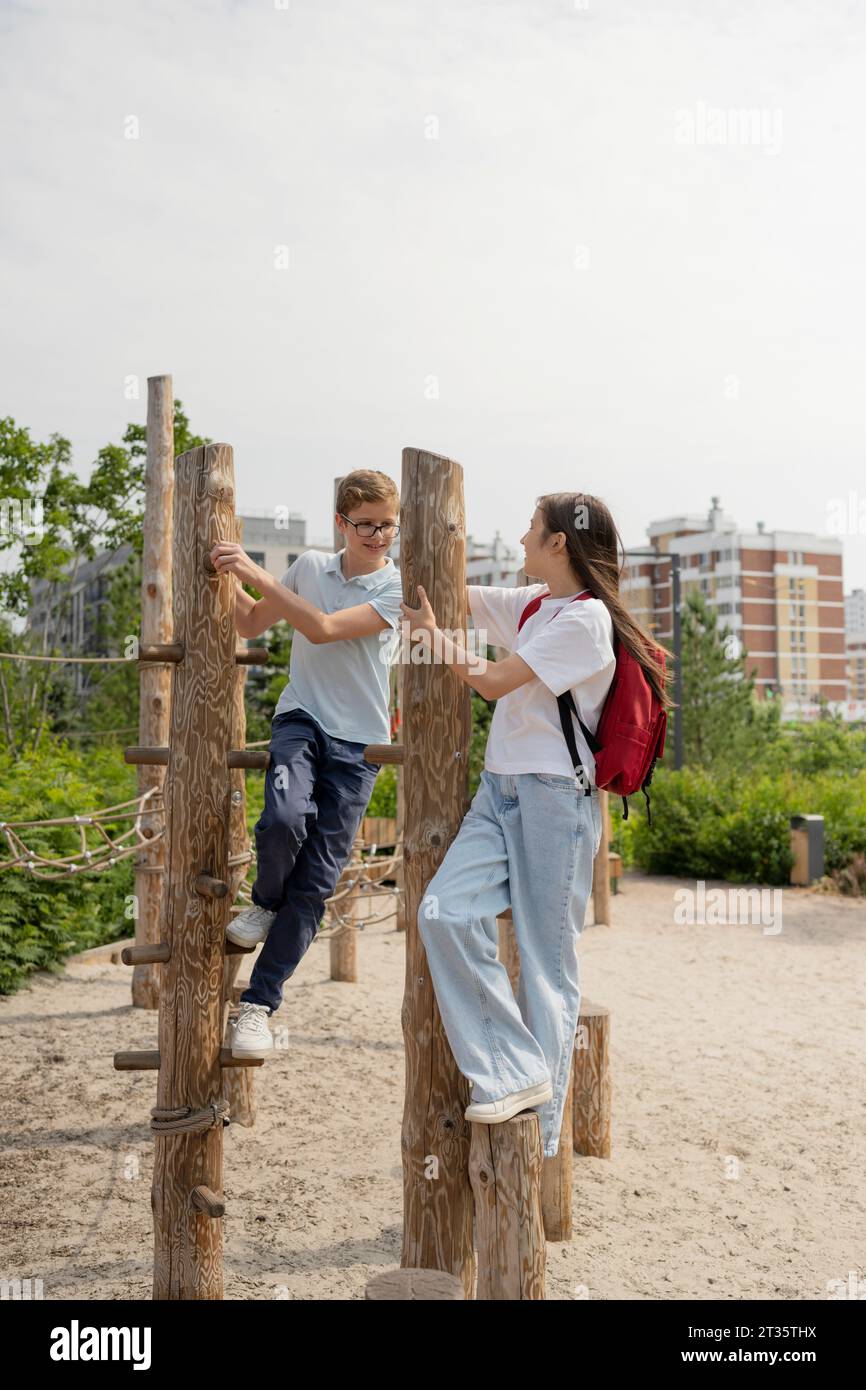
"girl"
399,492,670,1157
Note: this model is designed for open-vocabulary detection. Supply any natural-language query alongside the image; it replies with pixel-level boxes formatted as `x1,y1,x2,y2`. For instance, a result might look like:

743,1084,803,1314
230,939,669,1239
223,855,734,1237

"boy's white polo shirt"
273,548,403,746
468,582,615,783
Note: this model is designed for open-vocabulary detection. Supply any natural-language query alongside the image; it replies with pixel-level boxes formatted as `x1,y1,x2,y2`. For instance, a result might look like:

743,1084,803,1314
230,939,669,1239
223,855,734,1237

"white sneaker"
464,1080,553,1125
226,905,276,947
231,1002,274,1059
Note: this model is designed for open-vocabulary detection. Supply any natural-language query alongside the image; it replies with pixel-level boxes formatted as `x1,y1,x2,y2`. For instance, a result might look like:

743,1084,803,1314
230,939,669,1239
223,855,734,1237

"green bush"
610,763,866,885
0,741,137,994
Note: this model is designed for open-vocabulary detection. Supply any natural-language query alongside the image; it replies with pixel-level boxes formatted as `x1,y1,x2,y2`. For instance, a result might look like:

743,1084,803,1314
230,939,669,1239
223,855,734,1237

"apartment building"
622,498,849,720
845,588,866,708
237,510,333,578
28,544,136,693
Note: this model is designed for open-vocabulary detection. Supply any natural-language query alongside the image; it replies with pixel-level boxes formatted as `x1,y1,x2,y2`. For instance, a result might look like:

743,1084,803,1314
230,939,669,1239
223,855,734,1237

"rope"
0,780,402,894
56,726,141,739
0,651,129,663
320,859,404,932
0,788,163,879
150,1099,230,1134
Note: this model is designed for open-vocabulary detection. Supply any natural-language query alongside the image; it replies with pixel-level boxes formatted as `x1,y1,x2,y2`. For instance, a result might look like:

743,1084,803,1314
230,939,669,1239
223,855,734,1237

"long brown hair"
535,492,673,709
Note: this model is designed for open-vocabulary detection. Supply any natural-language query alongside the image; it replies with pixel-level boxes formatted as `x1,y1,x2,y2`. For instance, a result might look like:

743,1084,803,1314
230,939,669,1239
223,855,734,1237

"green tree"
0,403,207,753
680,590,781,769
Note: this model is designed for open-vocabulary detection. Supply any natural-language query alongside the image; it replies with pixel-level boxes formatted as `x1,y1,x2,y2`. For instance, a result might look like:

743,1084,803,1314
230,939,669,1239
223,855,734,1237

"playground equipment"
361,448,584,1300
326,829,404,983
592,789,612,925
105,424,615,1299
362,449,482,1295
0,408,620,1299
497,910,613,1238
359,455,616,1298
132,374,174,1010
117,441,265,1299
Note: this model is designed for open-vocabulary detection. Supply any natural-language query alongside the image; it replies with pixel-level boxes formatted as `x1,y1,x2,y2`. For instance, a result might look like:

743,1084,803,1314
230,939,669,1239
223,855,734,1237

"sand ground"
1,871,863,1301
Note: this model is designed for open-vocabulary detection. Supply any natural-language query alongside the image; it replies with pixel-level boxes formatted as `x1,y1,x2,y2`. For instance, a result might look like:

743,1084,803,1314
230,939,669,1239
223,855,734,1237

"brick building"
622,498,849,720
845,588,866,711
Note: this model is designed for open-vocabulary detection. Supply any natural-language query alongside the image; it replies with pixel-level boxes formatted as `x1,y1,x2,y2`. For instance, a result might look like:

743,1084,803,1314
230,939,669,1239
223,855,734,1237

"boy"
209,470,403,1058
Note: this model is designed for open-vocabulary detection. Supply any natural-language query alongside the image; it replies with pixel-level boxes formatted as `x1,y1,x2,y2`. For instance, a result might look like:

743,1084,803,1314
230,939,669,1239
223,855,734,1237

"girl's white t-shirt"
468,582,616,783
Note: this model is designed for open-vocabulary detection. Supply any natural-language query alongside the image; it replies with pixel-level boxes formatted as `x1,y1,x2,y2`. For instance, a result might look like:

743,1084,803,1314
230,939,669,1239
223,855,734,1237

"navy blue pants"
240,710,381,1013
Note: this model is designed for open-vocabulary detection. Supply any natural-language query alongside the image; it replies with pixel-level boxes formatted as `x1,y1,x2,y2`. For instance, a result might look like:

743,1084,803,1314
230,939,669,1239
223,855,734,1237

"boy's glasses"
339,513,400,539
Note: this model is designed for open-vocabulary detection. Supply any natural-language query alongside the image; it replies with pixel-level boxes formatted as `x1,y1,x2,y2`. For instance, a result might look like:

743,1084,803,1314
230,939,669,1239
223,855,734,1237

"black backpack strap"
640,754,660,829
562,689,600,753
556,691,593,795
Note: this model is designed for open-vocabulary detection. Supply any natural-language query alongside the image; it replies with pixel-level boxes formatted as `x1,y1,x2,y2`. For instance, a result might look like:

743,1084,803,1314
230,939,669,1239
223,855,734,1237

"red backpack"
517,589,667,825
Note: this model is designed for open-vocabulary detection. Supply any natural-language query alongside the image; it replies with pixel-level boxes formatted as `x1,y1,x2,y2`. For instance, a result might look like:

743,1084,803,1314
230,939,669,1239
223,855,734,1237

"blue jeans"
417,770,602,1158
240,710,380,1014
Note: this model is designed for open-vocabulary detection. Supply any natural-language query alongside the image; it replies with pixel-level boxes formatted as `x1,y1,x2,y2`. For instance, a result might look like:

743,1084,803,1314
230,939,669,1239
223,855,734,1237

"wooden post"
222,517,255,1129
151,443,237,1300
394,660,407,932
541,1059,573,1242
333,477,345,553
497,907,572,1243
572,1002,611,1158
592,789,611,926
496,908,520,994
365,1269,465,1300
330,833,363,982
398,448,474,1295
469,1117,546,1300
132,375,174,1009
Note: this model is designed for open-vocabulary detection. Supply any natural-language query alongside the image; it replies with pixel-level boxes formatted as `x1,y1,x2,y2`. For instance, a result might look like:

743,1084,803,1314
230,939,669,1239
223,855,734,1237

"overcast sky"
2,0,865,587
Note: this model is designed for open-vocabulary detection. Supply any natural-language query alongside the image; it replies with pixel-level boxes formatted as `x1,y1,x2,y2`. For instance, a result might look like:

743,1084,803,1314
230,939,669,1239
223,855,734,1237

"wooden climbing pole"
397,448,475,1292
364,448,551,1300
221,517,256,1130
132,374,174,1009
151,443,236,1297
118,442,267,1299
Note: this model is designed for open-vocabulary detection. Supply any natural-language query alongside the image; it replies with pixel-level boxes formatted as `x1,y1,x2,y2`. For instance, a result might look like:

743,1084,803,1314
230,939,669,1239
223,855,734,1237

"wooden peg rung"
114,1050,161,1070
138,643,184,663
124,746,170,766
195,873,228,899
121,943,171,965
114,1047,264,1070
190,1186,225,1218
363,743,404,765
235,647,269,665
220,1048,265,1068
227,750,270,769
225,938,257,955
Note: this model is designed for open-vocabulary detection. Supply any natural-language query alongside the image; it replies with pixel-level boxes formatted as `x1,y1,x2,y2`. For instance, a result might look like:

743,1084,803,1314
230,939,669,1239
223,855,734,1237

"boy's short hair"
336,470,400,518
